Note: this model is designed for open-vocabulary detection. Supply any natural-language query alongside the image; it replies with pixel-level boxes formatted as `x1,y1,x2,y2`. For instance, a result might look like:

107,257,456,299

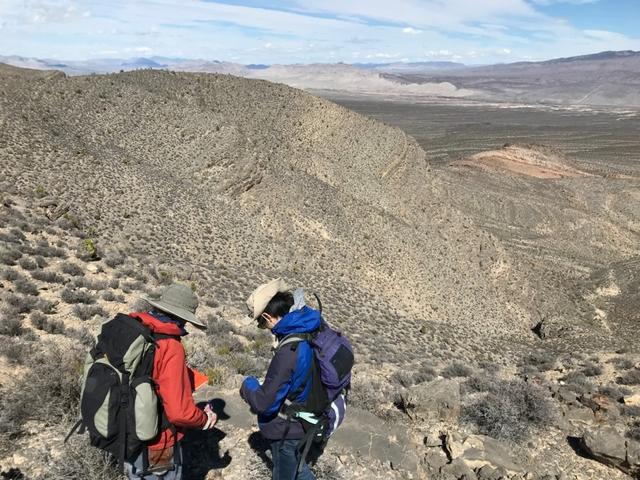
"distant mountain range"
1,50,639,106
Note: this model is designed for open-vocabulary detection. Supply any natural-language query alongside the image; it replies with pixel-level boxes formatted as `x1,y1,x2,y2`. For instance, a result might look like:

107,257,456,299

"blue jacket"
240,306,321,439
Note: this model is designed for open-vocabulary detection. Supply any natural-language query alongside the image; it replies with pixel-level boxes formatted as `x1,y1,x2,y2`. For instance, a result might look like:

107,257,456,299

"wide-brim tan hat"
246,278,289,320
143,283,206,328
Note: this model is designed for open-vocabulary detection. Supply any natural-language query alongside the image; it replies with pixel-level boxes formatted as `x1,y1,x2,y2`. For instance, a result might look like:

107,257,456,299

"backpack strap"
312,292,323,314
276,333,311,352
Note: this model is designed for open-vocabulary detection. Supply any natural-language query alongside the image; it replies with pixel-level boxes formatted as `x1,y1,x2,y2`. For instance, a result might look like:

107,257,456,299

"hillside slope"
0,66,548,363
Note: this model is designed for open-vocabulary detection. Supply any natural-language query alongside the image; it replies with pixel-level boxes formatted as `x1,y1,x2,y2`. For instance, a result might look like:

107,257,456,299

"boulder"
401,379,461,423
580,427,640,476
554,386,579,405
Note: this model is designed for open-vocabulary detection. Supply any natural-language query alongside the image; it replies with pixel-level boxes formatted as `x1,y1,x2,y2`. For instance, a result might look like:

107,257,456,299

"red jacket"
129,312,207,451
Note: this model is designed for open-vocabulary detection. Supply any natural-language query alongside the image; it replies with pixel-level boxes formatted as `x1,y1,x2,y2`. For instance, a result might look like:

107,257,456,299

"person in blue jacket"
240,278,320,480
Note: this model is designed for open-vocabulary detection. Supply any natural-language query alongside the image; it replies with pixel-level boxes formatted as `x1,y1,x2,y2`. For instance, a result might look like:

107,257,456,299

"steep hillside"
0,66,548,363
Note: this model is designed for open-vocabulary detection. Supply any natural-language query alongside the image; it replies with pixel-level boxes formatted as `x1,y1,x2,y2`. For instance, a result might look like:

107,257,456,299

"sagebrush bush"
617,369,640,386
390,370,415,388
72,277,107,291
0,309,24,336
35,436,120,480
35,298,56,314
121,280,144,294
61,288,96,304
101,290,115,301
462,372,498,395
461,378,555,443
31,269,66,284
441,361,473,379
582,363,603,377
0,269,19,281
61,262,84,277
349,377,399,418
72,304,106,321
521,350,557,372
206,314,235,336
0,337,29,365
0,248,22,265
17,257,38,271
67,326,95,347
560,371,594,395
14,277,39,296
103,252,125,268
622,406,640,417
598,384,630,401
0,343,84,435
4,294,37,314
609,357,635,370
31,311,65,334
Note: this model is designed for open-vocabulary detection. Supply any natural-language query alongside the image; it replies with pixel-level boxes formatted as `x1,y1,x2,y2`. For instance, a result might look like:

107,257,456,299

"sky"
1,0,639,65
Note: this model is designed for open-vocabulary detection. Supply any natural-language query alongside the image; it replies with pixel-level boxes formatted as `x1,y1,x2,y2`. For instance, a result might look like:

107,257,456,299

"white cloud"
402,27,422,35
530,0,599,5
0,0,638,65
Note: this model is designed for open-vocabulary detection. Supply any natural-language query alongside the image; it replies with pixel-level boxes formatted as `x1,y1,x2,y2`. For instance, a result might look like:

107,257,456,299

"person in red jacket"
124,283,217,479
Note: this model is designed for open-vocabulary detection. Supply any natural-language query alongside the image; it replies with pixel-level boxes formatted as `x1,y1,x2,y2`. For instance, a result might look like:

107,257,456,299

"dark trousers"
270,439,316,480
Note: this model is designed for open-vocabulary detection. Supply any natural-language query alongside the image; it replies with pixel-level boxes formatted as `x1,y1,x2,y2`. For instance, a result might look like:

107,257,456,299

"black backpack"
66,314,175,472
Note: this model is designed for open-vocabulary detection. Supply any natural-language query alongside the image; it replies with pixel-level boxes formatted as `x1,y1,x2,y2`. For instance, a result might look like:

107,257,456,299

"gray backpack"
66,314,174,472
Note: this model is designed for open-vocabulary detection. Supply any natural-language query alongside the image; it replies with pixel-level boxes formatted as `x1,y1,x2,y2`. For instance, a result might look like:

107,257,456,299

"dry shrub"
461,378,555,443
35,436,120,480
72,304,106,321
61,288,96,304
617,369,640,386
0,342,84,436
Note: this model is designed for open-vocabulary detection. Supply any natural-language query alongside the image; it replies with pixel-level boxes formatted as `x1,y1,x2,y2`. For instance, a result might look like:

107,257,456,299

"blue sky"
1,0,639,65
